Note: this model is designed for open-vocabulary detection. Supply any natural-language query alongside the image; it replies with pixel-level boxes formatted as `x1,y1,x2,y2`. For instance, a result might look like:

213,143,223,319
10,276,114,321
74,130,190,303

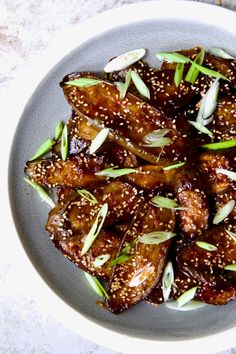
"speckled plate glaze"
7,1,236,353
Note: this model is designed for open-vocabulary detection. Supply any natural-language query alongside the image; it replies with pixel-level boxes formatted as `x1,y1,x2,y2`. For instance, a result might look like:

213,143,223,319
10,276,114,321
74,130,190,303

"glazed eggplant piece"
177,223,236,271
53,112,139,167
172,266,236,305
107,202,176,313
214,188,236,220
47,180,143,235
46,181,143,279
147,266,236,306
60,72,195,164
198,148,236,195
25,155,106,188
108,60,196,115
125,162,209,238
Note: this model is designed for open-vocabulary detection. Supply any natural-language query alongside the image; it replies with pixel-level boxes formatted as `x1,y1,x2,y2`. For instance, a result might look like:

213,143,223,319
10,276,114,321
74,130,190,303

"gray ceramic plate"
7,1,236,351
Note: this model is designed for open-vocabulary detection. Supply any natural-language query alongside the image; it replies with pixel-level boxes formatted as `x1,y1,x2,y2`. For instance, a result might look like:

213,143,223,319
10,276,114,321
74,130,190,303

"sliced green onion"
109,254,131,267
213,200,235,225
190,61,230,81
143,129,170,144
202,139,236,150
30,138,55,161
115,69,132,99
151,196,187,210
155,52,190,64
139,231,176,245
24,178,55,208
188,121,213,138
216,168,236,182
104,48,146,73
93,254,110,268
54,121,64,140
77,189,98,205
115,82,126,99
95,166,136,178
65,78,102,87
185,49,205,84
208,47,235,60
162,261,174,302
163,162,186,171
109,238,138,268
81,203,108,255
174,63,184,86
177,286,198,307
196,78,219,126
61,125,68,161
196,241,217,251
89,128,110,154
142,136,172,148
142,129,171,147
84,272,110,299
121,238,138,255
225,228,236,242
131,71,150,99
165,300,207,311
224,264,236,271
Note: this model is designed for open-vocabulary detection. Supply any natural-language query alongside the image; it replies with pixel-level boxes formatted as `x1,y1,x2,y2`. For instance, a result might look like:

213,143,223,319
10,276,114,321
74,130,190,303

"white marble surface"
1,0,236,353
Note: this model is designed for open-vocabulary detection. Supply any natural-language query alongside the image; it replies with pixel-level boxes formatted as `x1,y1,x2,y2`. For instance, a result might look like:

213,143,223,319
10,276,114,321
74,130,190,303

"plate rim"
4,1,236,352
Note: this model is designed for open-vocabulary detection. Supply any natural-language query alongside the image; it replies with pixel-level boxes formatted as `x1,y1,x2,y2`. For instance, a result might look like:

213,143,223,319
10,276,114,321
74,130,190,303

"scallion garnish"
143,129,170,144
188,121,213,138
151,196,187,210
208,47,235,60
24,178,55,208
93,254,110,268
190,61,230,81
174,63,184,86
185,49,205,84
95,166,136,178
165,300,207,311
116,69,132,99
61,125,68,161
142,136,172,148
30,138,55,161
121,238,138,255
163,162,186,171
224,264,236,271
196,78,219,126
177,286,198,307
155,52,190,64
89,128,110,154
213,200,235,225
77,189,98,205
202,139,236,150
196,241,217,252
139,231,176,245
162,261,174,302
109,238,138,267
109,254,131,267
225,228,236,242
131,71,150,99
156,51,230,81
84,272,110,299
65,78,102,87
81,203,108,255
54,121,64,140
216,168,236,182
104,48,146,73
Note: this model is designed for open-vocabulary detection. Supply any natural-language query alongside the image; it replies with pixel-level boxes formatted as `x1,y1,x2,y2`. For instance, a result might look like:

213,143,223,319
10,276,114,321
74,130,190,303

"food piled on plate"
24,46,236,313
